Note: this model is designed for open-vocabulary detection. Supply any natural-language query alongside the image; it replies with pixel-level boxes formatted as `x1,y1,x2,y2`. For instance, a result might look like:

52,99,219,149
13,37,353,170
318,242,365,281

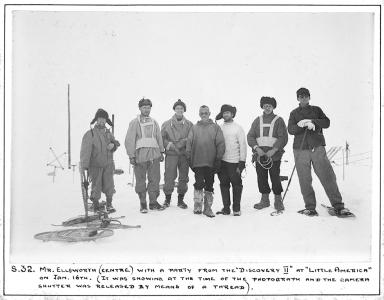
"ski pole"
282,129,308,202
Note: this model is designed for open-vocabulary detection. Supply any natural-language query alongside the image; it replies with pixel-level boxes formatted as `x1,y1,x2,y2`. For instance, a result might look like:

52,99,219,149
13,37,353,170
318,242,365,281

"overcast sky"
11,10,373,176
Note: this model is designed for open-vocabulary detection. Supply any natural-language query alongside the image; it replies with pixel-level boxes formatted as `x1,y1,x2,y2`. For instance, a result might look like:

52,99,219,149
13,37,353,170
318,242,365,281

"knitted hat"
260,96,277,109
138,98,152,108
173,99,186,112
296,87,310,98
215,104,237,120
90,108,113,126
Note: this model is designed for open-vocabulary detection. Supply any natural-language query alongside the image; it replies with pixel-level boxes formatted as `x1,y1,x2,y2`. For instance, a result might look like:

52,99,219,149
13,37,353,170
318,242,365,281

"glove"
253,146,265,157
297,119,311,128
266,148,277,158
129,157,136,166
306,122,316,131
214,159,222,174
160,153,165,162
237,161,246,174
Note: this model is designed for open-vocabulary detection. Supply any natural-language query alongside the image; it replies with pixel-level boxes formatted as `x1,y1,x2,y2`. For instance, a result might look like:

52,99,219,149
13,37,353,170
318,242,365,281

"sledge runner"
288,87,354,217
161,99,193,209
215,105,247,216
247,97,288,212
186,105,225,218
80,108,120,213
125,98,165,213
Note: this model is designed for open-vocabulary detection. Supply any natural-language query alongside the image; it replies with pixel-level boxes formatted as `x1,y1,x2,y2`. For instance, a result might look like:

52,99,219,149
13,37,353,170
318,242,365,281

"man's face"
297,94,310,106
262,104,274,115
174,106,185,118
96,117,106,127
199,108,210,121
222,111,233,122
140,105,151,116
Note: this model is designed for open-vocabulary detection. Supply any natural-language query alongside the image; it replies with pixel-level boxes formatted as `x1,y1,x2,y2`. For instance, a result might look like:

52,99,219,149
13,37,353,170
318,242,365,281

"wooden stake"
67,84,71,169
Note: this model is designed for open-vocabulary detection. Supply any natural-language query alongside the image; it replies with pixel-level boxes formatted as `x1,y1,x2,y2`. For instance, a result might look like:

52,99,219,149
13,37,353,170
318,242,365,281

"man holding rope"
247,97,288,212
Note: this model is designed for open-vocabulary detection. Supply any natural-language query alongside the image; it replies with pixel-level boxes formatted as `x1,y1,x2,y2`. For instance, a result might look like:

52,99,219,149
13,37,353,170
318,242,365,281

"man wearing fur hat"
80,108,120,213
161,99,193,209
247,97,288,211
186,105,225,218
125,98,165,213
215,104,247,216
288,87,353,217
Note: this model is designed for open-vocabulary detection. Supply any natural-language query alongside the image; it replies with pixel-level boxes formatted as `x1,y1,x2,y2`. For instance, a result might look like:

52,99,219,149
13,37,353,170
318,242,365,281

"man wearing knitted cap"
247,97,288,212
125,98,165,213
288,87,354,217
161,99,193,209
80,108,120,213
186,105,225,218
215,104,247,216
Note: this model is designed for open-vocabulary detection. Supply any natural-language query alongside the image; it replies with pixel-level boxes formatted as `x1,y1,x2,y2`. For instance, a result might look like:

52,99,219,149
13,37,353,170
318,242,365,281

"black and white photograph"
1,1,382,298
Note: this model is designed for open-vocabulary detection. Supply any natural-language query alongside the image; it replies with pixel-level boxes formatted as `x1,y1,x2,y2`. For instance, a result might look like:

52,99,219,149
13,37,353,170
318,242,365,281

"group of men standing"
80,87,353,218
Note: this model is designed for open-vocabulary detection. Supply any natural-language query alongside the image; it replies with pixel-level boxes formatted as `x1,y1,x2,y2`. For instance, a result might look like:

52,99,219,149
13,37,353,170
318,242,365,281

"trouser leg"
134,161,148,194
218,162,231,213
311,146,344,210
177,155,189,195
256,162,271,194
163,155,178,196
89,167,103,202
147,159,161,204
268,160,283,195
294,149,316,210
227,162,243,213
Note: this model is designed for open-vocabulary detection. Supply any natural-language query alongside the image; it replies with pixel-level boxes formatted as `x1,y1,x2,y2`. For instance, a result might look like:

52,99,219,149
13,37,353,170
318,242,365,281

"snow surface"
10,154,372,264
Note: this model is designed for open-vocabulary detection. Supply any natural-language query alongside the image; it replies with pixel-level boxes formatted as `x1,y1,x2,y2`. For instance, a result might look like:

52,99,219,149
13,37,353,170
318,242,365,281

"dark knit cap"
296,87,310,97
90,108,113,126
215,104,237,120
173,99,186,112
260,96,277,109
138,98,152,108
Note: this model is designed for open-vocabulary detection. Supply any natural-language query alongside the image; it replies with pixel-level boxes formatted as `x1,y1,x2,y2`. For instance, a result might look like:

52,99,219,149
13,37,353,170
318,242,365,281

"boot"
203,191,215,218
193,189,203,214
254,193,270,210
163,194,171,208
106,197,116,213
232,185,243,216
138,192,148,214
148,191,165,211
274,194,284,211
90,198,101,213
216,185,231,215
177,194,188,209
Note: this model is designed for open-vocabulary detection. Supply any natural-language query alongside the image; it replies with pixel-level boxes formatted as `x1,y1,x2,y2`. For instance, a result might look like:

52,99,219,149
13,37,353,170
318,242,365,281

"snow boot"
232,185,243,216
106,197,116,214
334,207,355,218
203,191,215,218
193,189,204,214
297,209,319,217
177,194,188,209
163,194,171,208
274,194,284,211
149,191,165,211
217,185,231,215
138,192,148,214
254,193,270,210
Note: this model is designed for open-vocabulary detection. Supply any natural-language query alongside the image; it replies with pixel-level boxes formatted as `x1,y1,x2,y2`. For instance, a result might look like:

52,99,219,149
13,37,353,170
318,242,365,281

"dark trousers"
193,166,215,192
294,146,344,210
218,161,243,212
255,160,283,195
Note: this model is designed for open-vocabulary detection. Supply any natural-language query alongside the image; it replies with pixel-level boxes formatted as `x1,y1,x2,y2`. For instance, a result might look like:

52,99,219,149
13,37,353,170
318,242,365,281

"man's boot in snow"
177,194,188,209
193,189,203,214
106,197,116,213
254,193,270,210
232,185,243,216
90,197,101,213
274,194,284,211
203,191,215,218
138,192,148,214
216,185,231,215
163,194,171,208
149,191,165,211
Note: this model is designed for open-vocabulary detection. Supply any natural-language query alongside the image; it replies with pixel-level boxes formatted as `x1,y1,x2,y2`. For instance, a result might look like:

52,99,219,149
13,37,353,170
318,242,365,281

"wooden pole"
112,114,115,135
345,141,349,165
67,84,71,169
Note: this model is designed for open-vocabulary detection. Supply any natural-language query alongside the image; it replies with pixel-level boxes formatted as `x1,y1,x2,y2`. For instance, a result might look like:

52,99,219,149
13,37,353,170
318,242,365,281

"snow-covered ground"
10,154,372,264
